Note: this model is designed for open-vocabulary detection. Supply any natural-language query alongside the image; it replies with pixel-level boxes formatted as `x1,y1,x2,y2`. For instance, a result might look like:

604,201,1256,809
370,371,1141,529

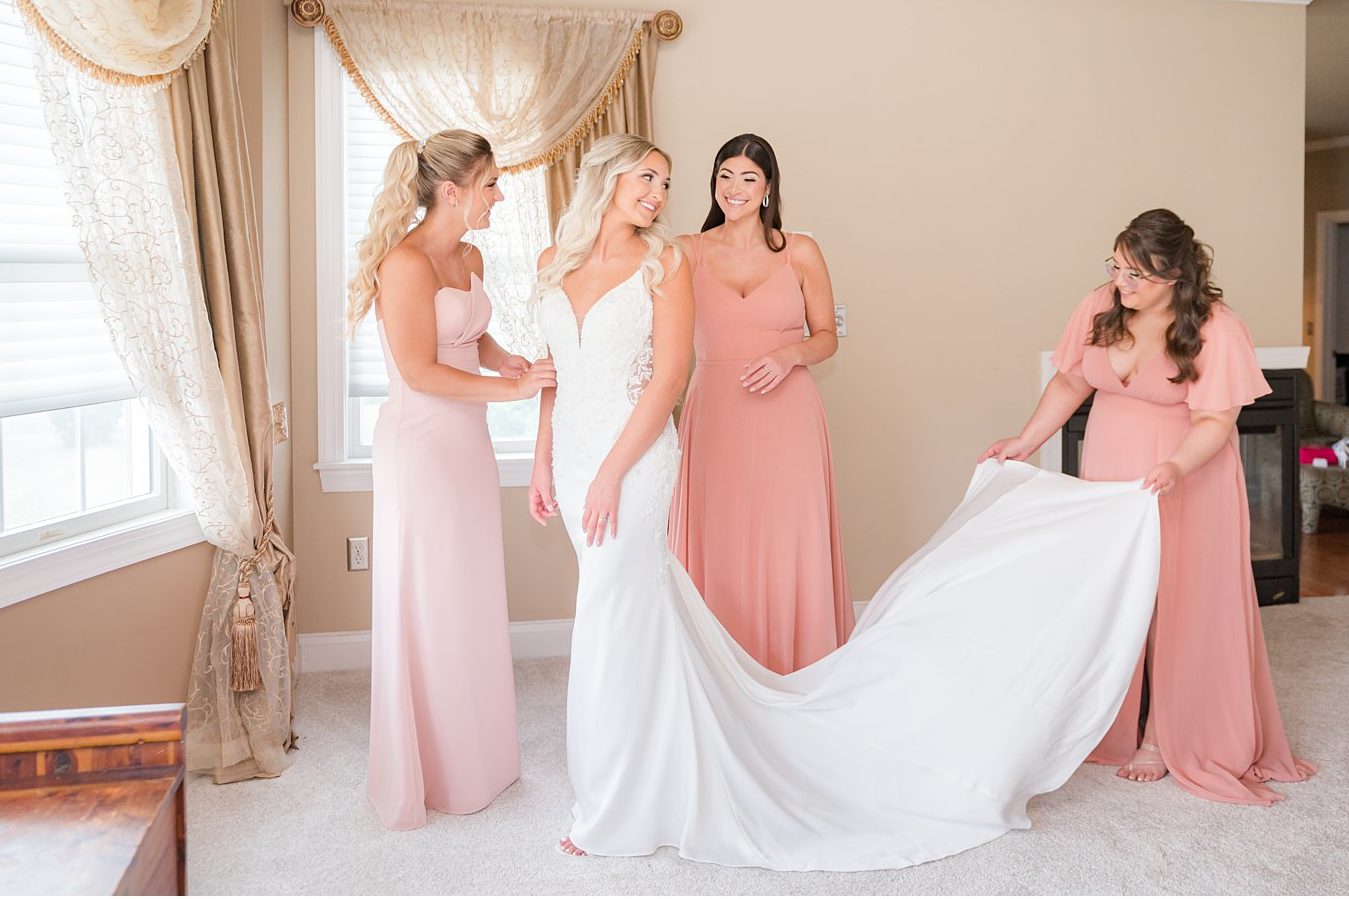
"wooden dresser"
0,703,187,895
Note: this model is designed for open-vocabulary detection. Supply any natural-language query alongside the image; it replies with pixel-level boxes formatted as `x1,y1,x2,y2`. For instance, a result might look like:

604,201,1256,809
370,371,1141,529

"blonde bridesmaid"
669,133,852,675
981,209,1314,804
348,130,555,829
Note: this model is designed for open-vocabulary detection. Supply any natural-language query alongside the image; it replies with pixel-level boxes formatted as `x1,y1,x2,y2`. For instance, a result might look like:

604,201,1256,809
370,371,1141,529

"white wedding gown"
538,271,1161,872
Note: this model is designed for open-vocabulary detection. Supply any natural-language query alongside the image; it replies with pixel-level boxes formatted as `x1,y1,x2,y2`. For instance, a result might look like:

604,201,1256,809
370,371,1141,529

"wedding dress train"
538,271,1160,871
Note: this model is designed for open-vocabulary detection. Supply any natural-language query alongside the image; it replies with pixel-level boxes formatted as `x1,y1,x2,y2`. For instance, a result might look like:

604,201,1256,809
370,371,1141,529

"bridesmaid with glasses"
668,133,852,675
980,208,1314,804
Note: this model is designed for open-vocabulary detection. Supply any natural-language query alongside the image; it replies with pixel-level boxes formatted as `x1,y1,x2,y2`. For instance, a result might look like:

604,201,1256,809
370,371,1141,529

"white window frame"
311,38,537,493
0,0,204,608
0,456,202,609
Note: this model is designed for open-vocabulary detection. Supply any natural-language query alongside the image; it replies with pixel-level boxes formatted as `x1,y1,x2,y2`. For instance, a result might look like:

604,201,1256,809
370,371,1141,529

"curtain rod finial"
653,10,682,41
291,0,325,27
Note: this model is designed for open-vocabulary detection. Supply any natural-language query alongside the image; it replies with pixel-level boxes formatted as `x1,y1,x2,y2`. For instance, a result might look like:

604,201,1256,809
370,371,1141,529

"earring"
762,195,770,208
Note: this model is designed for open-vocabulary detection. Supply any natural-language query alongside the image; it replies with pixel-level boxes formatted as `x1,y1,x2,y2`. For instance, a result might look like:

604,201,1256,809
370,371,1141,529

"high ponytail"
346,140,421,336
345,129,494,336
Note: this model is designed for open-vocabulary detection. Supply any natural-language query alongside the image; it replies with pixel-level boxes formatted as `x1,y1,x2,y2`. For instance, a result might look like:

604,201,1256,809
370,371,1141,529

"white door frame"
1315,210,1349,399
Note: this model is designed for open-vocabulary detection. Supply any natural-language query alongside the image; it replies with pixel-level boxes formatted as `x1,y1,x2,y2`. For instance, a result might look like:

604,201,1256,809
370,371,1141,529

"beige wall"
0,544,215,712
286,0,1307,633
0,4,292,713
1304,146,1349,395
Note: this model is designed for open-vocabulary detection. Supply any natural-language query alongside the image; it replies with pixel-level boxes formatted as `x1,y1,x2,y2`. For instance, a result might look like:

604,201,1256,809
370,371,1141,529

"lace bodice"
538,268,677,512
539,270,656,441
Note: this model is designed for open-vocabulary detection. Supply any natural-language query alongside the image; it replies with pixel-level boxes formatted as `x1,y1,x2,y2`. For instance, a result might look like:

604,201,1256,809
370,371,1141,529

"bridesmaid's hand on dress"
498,354,531,378
581,469,621,547
1141,461,1182,496
528,466,559,526
740,349,795,395
513,357,557,399
977,436,1036,464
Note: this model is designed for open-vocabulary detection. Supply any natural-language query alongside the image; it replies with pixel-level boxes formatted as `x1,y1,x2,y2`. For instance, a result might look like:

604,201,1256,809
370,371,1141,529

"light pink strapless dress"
1054,286,1314,804
367,274,520,830
669,234,853,675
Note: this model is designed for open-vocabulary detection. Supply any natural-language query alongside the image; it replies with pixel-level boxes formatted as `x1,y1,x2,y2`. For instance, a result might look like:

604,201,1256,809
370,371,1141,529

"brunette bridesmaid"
980,209,1314,804
669,134,852,675
347,129,555,829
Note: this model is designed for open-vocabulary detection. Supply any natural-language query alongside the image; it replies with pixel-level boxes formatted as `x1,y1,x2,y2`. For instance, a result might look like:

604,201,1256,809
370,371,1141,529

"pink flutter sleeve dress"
1051,285,1314,805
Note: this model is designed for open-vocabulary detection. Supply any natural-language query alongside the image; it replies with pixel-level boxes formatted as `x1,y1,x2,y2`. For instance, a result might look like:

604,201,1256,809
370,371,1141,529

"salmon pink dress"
1052,285,1315,805
669,233,853,675
367,274,520,829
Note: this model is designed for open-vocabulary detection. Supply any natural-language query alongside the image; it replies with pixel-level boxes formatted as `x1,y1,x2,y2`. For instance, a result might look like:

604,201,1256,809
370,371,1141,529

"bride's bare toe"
557,837,587,857
1115,741,1167,783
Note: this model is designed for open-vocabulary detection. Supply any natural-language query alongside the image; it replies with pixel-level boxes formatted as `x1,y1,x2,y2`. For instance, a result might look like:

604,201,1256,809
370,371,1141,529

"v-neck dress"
1052,285,1314,805
669,233,854,675
367,274,520,829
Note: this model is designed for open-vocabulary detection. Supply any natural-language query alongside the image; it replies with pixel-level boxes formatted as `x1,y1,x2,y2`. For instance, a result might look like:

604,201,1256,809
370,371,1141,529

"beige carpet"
187,596,1349,895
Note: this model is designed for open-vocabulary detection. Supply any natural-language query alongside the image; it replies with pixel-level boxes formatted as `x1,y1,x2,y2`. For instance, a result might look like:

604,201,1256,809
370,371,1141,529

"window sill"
315,451,537,493
0,509,206,610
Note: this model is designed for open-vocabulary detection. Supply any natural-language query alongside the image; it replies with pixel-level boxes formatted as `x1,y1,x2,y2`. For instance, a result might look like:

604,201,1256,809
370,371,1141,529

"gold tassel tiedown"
230,508,278,693
229,569,261,693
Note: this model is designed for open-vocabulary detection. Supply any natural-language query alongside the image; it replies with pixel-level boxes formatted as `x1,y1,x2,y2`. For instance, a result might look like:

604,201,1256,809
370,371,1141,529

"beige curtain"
544,20,659,230
17,0,219,87
172,2,298,783
19,0,296,782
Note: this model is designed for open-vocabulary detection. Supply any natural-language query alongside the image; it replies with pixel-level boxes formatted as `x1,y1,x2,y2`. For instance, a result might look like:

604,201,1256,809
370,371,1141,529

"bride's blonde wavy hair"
533,134,679,306
346,129,493,336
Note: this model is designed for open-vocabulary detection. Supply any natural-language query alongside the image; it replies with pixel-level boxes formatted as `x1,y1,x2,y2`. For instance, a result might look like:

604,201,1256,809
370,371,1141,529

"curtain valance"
293,0,681,172
16,0,219,88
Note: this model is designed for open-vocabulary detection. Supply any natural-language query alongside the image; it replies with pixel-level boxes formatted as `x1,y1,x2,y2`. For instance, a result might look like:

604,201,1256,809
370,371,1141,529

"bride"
528,134,1162,872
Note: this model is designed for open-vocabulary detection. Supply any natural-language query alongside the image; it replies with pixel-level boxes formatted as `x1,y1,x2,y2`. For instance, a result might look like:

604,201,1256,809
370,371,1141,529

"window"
316,38,551,490
0,0,200,605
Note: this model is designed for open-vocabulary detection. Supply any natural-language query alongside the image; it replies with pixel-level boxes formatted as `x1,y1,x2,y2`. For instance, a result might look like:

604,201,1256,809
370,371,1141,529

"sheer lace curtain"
317,0,658,350
19,1,294,782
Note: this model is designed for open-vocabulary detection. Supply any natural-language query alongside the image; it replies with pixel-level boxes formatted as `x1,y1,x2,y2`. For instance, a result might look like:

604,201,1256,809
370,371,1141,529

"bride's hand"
581,468,621,547
528,465,558,526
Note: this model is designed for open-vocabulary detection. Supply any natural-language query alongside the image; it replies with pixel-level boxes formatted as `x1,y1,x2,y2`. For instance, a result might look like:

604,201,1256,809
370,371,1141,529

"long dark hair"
1090,208,1223,383
700,133,786,252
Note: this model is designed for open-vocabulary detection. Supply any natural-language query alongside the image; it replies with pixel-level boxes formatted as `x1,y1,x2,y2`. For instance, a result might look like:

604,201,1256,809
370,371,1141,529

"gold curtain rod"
288,1,682,40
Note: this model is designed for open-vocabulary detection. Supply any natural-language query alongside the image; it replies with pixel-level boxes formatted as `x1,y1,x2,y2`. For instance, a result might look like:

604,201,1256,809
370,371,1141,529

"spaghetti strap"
688,233,704,271
783,231,795,264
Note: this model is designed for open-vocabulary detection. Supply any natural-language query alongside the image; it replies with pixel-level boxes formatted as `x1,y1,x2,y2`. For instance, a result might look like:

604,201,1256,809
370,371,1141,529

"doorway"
1316,212,1349,402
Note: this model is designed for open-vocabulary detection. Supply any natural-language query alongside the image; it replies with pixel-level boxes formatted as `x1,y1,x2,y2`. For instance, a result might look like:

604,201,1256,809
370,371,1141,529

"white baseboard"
300,601,871,673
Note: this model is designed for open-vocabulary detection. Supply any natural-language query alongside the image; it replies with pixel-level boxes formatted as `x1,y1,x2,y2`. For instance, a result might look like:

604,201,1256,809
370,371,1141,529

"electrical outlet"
347,536,369,571
834,304,847,337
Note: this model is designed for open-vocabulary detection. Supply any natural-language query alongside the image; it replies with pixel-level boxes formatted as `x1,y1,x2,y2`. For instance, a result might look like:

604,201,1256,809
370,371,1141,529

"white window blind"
341,76,550,455
0,0,135,420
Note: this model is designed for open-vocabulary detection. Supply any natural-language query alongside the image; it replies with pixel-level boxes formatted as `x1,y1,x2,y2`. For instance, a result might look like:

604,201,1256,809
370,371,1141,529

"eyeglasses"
1103,258,1169,291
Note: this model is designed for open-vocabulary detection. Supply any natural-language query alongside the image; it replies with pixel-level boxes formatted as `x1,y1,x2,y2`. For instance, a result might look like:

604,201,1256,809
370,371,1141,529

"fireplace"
1061,369,1301,606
